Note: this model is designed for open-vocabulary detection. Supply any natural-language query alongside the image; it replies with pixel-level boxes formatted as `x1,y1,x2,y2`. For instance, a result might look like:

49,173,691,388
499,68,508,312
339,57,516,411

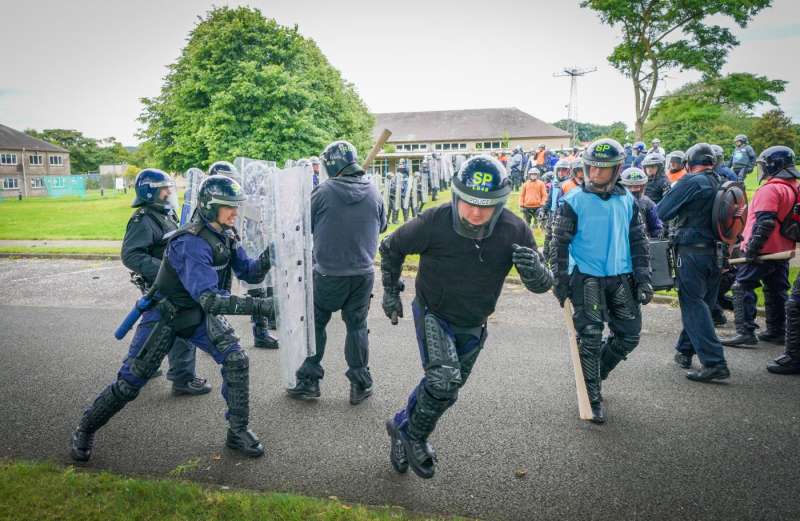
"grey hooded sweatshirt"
310,174,387,276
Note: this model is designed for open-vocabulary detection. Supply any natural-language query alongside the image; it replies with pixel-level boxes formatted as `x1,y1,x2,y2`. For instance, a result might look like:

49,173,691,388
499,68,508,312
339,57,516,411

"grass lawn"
0,186,546,246
0,191,133,240
0,460,464,521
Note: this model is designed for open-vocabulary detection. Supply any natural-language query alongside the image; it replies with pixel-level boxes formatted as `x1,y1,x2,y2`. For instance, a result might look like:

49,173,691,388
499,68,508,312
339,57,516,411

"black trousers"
296,271,374,388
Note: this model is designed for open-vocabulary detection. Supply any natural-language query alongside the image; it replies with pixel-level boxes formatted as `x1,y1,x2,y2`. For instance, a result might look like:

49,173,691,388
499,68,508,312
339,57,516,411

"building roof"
373,108,570,143
0,124,69,153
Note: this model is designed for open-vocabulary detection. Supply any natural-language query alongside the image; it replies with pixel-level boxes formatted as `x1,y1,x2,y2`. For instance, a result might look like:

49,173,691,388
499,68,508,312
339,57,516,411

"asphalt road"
0,258,798,521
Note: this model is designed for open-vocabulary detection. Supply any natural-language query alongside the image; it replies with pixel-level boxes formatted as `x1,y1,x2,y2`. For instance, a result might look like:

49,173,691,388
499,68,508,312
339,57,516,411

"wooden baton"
362,128,392,172
562,299,594,421
728,249,796,265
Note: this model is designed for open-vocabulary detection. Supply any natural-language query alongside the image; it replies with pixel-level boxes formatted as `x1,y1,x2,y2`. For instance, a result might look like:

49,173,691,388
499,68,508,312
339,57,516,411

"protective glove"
553,275,570,308
512,243,553,293
636,282,654,305
744,247,760,264
382,280,405,324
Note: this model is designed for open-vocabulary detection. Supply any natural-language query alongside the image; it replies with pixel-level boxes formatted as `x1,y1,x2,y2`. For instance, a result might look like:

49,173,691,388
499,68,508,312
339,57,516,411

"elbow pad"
198,292,271,316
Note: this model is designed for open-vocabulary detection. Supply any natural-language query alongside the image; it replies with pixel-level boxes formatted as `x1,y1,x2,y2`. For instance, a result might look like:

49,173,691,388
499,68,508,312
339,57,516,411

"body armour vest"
154,219,235,310
564,187,634,277
134,206,179,260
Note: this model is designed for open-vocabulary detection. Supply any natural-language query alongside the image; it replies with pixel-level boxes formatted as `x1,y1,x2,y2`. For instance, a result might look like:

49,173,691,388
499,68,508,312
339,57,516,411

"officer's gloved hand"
512,243,553,293
258,247,271,272
745,247,760,264
553,275,570,308
636,282,654,305
382,280,404,324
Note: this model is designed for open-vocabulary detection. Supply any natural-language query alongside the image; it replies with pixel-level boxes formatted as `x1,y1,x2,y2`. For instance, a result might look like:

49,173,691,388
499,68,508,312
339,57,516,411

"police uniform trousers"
675,246,727,367
733,260,789,335
391,298,487,441
296,271,374,389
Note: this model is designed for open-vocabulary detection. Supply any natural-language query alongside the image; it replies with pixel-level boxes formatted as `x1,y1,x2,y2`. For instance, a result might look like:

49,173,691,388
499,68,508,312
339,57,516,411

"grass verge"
0,460,467,521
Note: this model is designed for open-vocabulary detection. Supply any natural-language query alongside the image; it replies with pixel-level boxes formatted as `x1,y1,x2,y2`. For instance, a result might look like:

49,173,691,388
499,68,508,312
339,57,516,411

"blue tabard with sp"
564,188,634,276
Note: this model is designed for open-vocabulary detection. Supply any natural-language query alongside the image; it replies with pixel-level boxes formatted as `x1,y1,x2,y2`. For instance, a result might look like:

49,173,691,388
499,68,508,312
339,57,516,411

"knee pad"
579,324,604,350
131,321,176,380
113,378,141,402
425,365,461,401
222,350,250,385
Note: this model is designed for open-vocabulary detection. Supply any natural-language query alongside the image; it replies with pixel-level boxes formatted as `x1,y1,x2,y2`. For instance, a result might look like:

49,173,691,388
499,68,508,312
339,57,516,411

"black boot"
767,300,800,374
399,429,436,479
720,284,757,347
226,415,264,458
759,285,786,345
252,323,279,349
711,308,728,327
687,364,730,382
222,352,263,458
590,402,606,424
70,381,138,462
286,378,320,400
674,352,693,369
579,341,605,424
349,382,373,405
385,419,408,474
172,377,212,396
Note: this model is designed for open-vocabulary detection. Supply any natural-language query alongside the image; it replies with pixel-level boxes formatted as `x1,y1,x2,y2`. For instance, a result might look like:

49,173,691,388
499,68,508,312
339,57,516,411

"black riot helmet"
757,146,799,182
685,143,716,170
450,154,512,240
321,140,363,177
208,160,236,177
710,144,725,167
132,168,177,210
196,175,247,226
581,138,625,194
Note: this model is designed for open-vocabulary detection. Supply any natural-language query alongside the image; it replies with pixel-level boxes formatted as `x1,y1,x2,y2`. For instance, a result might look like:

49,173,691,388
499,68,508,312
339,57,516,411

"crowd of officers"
68,132,799,483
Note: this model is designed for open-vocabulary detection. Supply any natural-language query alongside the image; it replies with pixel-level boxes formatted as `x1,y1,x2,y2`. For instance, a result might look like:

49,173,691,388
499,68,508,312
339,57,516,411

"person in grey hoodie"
287,140,387,405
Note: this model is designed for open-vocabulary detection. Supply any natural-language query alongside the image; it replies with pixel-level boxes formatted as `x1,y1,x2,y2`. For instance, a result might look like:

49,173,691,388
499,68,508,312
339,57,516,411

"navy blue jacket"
656,172,719,245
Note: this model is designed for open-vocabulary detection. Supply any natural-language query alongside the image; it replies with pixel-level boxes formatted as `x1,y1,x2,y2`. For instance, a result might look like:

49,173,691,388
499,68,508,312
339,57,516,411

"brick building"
371,107,571,175
0,124,71,198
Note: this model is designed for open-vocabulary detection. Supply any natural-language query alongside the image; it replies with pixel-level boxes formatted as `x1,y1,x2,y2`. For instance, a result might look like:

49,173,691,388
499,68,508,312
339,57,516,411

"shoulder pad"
130,208,146,223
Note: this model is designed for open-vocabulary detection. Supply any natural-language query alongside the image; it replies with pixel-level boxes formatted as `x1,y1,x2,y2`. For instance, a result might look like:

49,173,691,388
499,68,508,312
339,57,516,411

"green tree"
138,6,374,171
581,0,771,139
750,109,799,153
24,128,131,173
644,73,784,153
552,119,633,143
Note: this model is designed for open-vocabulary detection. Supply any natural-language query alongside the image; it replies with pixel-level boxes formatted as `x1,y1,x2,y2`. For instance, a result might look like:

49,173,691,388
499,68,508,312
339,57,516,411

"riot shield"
263,164,316,388
393,173,403,211
429,158,441,187
383,173,392,209
180,168,206,225
419,171,429,204
402,174,412,210
410,173,419,211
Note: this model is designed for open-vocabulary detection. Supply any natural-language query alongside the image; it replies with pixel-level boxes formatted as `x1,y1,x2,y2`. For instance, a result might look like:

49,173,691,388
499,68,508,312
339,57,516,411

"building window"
396,143,429,153
49,155,64,166
1,153,17,165
29,154,43,166
411,159,421,172
53,177,65,188
31,177,44,189
434,143,466,151
368,158,389,176
3,177,19,189
459,143,467,150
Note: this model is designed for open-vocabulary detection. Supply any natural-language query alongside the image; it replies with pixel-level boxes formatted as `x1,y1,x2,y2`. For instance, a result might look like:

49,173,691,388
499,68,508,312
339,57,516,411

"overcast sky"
2,0,798,145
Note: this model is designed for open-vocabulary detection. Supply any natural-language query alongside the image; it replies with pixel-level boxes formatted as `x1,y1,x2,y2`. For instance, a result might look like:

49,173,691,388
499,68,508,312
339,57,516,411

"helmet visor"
451,192,506,240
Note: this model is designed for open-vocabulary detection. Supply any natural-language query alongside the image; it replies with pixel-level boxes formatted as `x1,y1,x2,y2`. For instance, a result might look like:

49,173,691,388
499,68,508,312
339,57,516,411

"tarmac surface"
0,258,798,521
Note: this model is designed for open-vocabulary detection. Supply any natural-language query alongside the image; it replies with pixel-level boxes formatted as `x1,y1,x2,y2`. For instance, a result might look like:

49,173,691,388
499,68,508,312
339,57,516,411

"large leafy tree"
138,6,374,171
581,0,771,139
645,73,785,153
750,109,799,153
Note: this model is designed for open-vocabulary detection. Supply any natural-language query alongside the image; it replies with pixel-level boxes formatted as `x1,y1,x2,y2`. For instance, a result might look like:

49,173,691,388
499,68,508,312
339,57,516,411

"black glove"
636,282,654,305
382,280,404,323
258,247,271,272
744,246,760,263
553,275,570,308
511,244,541,278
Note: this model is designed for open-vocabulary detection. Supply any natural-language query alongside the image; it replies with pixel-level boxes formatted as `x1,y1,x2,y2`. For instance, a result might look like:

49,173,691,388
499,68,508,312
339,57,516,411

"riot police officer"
620,166,663,238
288,141,387,405
722,146,798,348
711,145,738,182
121,169,210,396
551,139,652,423
381,155,552,479
71,175,274,461
731,134,757,182
641,152,670,204
508,145,525,191
657,143,730,382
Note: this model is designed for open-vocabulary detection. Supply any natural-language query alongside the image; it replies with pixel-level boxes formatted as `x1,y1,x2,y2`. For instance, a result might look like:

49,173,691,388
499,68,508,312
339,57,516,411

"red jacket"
741,177,799,255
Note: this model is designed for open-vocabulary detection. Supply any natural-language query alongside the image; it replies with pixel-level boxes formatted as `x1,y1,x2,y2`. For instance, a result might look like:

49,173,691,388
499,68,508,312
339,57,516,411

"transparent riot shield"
402,174,412,210
429,158,441,188
382,173,392,209
180,168,206,225
264,164,316,388
393,173,403,212
419,171,429,203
